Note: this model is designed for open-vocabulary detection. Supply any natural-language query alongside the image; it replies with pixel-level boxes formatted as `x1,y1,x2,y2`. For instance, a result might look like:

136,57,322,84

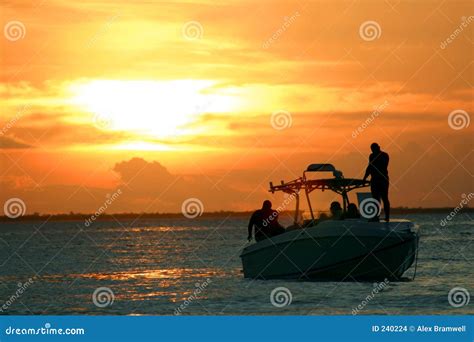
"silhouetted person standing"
363,143,390,221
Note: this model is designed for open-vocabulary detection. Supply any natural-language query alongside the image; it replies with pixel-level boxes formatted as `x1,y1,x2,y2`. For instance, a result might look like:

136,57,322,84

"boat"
240,164,419,281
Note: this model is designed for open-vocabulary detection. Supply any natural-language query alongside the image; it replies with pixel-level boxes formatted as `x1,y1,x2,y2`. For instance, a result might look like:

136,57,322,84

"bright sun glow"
70,80,240,138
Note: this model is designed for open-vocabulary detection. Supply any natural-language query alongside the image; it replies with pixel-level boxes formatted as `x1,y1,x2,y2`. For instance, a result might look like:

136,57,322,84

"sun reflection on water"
75,268,218,302
79,268,217,281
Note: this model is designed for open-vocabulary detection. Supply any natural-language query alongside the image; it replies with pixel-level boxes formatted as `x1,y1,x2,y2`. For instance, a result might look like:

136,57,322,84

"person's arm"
363,156,372,181
247,212,256,241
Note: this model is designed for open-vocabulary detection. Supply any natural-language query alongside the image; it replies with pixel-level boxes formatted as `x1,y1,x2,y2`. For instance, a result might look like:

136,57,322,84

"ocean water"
0,213,472,315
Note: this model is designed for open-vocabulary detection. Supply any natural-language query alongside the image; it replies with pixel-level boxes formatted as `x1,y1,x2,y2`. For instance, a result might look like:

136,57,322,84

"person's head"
330,201,342,216
347,203,359,217
262,200,272,211
370,142,381,153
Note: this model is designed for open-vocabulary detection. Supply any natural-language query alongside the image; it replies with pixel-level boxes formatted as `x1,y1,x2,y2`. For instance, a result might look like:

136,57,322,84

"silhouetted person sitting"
329,201,343,220
345,203,360,219
317,201,342,221
247,200,285,242
363,142,390,222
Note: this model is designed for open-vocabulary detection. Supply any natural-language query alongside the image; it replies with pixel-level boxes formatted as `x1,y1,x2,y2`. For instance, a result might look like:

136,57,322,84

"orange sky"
1,0,473,214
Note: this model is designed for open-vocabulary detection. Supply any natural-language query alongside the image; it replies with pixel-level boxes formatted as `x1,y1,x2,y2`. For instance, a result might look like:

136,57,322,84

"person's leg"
267,226,283,238
381,181,390,221
370,183,382,220
275,225,285,235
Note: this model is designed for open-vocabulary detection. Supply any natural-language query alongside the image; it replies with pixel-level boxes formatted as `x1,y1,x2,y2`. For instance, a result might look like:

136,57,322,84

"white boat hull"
240,219,418,280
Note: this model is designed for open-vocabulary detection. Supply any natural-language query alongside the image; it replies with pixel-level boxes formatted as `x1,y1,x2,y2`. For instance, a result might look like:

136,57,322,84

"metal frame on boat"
269,163,369,221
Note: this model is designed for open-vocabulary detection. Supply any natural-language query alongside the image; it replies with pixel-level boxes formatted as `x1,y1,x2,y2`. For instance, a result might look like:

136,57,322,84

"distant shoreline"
0,207,472,222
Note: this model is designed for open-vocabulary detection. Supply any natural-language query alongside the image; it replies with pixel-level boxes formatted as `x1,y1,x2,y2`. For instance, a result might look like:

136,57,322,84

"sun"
69,79,239,138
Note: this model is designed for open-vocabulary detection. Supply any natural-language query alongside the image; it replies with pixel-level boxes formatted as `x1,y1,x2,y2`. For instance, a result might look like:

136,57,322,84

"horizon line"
1,206,472,222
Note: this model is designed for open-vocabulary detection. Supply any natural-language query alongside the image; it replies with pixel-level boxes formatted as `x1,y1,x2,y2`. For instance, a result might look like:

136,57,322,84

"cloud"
0,135,32,149
2,0,472,95
1,132,472,216
0,0,472,214
109,157,255,213
0,157,260,214
1,109,134,147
